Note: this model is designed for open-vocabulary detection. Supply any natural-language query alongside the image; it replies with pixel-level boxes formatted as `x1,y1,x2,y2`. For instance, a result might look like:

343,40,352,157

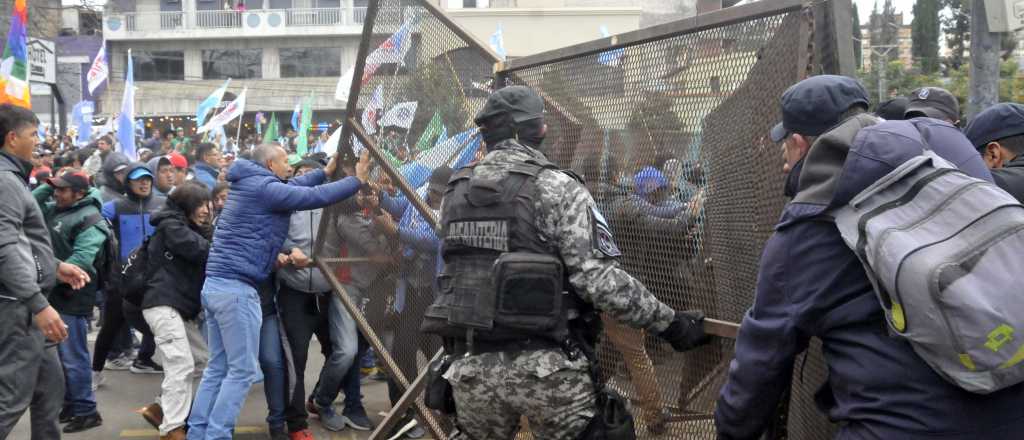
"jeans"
313,285,360,408
57,313,97,417
188,277,263,440
259,313,287,431
277,285,331,433
0,300,64,440
145,306,209,436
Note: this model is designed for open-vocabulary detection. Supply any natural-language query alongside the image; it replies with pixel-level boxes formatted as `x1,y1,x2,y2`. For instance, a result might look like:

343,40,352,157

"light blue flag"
116,49,137,160
450,133,482,169
597,26,625,67
72,101,94,146
197,78,231,128
37,122,45,142
291,101,301,130
434,125,447,148
489,23,506,61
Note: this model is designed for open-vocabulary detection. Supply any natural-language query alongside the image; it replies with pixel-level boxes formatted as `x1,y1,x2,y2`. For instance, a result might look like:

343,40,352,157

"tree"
911,0,941,74
941,0,970,72
853,3,862,69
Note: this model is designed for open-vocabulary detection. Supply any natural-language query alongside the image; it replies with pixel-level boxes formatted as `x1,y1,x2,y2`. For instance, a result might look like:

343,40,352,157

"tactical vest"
421,157,578,345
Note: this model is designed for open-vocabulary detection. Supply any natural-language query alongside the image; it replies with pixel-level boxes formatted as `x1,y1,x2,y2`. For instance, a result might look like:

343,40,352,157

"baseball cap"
428,166,454,194
963,103,1024,149
167,152,188,169
474,86,544,125
47,172,91,191
770,75,870,143
127,167,154,181
634,166,668,196
112,163,130,173
905,87,960,122
874,97,909,121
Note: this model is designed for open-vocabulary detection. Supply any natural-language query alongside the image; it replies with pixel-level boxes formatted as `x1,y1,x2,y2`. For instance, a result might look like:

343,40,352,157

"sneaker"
404,423,425,439
62,413,102,433
58,407,72,424
130,358,164,374
268,426,288,440
105,355,132,371
140,403,163,429
317,404,346,432
305,398,319,417
288,428,314,440
342,407,373,431
91,371,105,391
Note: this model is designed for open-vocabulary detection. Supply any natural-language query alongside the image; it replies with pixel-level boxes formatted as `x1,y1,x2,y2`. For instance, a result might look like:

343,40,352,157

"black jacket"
141,199,212,320
992,156,1024,203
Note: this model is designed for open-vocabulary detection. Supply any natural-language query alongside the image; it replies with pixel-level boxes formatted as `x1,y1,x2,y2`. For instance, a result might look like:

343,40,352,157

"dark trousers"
387,285,441,405
277,285,332,433
0,300,64,440
91,295,156,371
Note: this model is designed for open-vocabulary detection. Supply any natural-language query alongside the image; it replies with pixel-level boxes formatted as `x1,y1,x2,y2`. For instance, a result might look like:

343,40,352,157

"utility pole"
870,45,897,103
968,0,1000,119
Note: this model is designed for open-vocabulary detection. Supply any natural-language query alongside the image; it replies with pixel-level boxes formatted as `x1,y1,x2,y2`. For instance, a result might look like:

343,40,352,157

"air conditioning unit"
265,10,286,31
104,15,127,38
242,11,268,34
985,0,1024,32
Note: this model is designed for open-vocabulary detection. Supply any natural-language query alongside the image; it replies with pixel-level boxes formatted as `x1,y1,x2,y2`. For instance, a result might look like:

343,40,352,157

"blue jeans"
313,286,360,408
57,314,96,417
188,277,263,440
259,313,286,430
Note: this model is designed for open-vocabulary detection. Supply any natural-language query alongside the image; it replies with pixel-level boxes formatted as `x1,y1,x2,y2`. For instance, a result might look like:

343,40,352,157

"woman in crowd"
140,181,214,440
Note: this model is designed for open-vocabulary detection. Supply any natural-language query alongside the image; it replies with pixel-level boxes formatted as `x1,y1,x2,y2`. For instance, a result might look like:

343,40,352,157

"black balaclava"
481,113,545,150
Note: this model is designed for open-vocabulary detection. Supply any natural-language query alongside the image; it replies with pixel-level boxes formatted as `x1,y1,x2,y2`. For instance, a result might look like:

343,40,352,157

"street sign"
985,0,1024,32
27,38,56,84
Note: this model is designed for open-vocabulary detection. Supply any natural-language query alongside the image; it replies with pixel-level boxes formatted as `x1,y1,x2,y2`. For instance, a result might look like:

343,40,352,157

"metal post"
968,0,1000,119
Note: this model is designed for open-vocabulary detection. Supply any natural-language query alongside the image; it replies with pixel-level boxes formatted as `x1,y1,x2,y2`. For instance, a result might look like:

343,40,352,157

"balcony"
105,7,367,40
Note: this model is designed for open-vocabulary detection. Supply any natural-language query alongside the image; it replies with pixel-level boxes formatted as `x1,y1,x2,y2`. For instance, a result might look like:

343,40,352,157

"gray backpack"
834,150,1024,394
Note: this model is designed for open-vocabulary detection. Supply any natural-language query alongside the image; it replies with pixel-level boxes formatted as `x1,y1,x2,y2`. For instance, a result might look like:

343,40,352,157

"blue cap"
634,166,668,196
963,103,1024,149
127,167,154,181
770,75,870,143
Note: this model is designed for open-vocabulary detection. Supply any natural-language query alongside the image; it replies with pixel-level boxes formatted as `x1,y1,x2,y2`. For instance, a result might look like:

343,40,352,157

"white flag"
198,87,247,134
86,43,108,95
335,66,355,102
379,101,418,130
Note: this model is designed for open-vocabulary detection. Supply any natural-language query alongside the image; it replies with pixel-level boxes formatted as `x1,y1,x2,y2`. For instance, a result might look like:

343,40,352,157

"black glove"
658,310,710,352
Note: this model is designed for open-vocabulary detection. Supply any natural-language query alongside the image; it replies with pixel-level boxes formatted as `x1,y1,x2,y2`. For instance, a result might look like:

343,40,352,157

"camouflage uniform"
445,139,676,440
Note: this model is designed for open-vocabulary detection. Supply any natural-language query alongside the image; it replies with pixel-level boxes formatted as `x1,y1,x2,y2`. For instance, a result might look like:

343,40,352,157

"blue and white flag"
597,26,625,67
434,125,448,148
72,100,94,146
197,78,231,128
489,23,507,61
291,101,301,130
116,49,136,160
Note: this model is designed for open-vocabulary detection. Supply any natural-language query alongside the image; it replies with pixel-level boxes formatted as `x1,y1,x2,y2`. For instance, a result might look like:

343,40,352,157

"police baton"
704,318,740,339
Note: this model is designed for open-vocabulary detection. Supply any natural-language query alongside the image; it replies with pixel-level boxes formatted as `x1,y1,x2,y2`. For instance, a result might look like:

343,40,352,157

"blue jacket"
382,187,441,313
204,159,361,287
193,161,220,190
716,117,1024,440
102,164,166,262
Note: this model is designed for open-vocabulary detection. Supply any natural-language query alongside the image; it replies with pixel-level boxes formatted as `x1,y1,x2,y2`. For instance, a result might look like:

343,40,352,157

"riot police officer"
421,85,709,439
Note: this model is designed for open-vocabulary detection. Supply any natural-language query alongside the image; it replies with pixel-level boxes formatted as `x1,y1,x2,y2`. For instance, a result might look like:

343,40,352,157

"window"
131,51,185,81
202,49,262,79
279,47,341,78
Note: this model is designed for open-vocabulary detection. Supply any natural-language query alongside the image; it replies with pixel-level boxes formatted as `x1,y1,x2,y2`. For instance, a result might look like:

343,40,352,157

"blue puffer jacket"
716,116,1024,440
204,159,361,287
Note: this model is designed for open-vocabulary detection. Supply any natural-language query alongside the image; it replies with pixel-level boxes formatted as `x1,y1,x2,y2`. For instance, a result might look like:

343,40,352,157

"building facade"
860,12,912,72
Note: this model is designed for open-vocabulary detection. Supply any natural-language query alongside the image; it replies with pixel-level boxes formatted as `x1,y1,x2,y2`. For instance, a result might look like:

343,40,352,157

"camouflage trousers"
445,348,597,440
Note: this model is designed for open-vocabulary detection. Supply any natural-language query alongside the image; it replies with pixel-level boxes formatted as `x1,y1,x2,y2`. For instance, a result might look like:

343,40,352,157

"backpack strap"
69,212,104,242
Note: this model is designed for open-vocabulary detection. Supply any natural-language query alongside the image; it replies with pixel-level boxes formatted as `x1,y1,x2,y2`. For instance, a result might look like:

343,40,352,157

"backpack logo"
986,324,1014,352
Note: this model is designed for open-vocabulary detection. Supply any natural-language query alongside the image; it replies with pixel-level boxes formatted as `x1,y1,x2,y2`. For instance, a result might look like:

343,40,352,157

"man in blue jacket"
188,144,369,440
715,75,1024,440
193,142,222,191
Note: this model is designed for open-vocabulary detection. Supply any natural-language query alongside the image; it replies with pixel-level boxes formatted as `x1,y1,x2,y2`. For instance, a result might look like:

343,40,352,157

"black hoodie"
141,198,212,320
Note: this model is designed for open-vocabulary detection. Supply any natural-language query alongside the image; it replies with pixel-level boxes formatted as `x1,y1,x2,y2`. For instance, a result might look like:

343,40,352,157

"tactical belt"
445,337,561,357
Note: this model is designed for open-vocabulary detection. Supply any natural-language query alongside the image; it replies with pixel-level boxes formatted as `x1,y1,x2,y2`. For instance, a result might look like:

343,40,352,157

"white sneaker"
91,371,105,391
105,355,132,371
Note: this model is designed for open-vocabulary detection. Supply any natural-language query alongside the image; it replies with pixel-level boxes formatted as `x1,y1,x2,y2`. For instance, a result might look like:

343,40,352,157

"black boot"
63,413,103,433
58,407,72,424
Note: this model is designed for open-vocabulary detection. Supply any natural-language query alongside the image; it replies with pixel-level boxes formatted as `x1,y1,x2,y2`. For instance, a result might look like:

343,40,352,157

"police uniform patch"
590,206,621,257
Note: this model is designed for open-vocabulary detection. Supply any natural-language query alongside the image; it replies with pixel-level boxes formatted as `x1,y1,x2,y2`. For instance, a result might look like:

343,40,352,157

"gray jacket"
278,208,331,293
323,208,389,292
0,151,57,314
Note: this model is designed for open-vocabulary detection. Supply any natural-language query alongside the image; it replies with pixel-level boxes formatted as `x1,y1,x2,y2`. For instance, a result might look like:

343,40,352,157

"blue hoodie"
204,159,361,287
716,116,1024,440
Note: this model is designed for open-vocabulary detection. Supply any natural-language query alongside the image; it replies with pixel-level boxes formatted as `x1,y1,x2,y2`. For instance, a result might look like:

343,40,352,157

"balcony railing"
116,7,366,34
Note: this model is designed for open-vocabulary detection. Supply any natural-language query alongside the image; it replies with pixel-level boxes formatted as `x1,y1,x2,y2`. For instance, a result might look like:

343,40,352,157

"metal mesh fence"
314,0,848,438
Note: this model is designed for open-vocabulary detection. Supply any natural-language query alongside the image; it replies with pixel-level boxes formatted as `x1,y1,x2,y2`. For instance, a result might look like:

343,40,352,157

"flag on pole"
255,111,264,135
86,42,108,95
263,112,279,144
489,23,507,61
295,94,313,156
322,125,343,157
379,101,417,130
335,66,354,102
116,49,137,160
361,85,383,135
414,111,443,151
72,101,94,146
0,0,30,108
597,26,625,67
197,78,231,127
361,20,413,85
198,87,247,134
434,125,448,148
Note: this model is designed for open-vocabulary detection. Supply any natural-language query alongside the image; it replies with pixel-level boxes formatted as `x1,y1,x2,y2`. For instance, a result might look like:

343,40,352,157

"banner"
86,42,108,95
72,100,94,146
335,66,354,102
0,0,30,108
116,49,136,159
379,101,418,130
198,87,247,134
361,19,413,85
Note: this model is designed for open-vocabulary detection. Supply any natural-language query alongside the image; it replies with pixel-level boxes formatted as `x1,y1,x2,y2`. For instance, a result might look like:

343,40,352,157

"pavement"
9,326,418,440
